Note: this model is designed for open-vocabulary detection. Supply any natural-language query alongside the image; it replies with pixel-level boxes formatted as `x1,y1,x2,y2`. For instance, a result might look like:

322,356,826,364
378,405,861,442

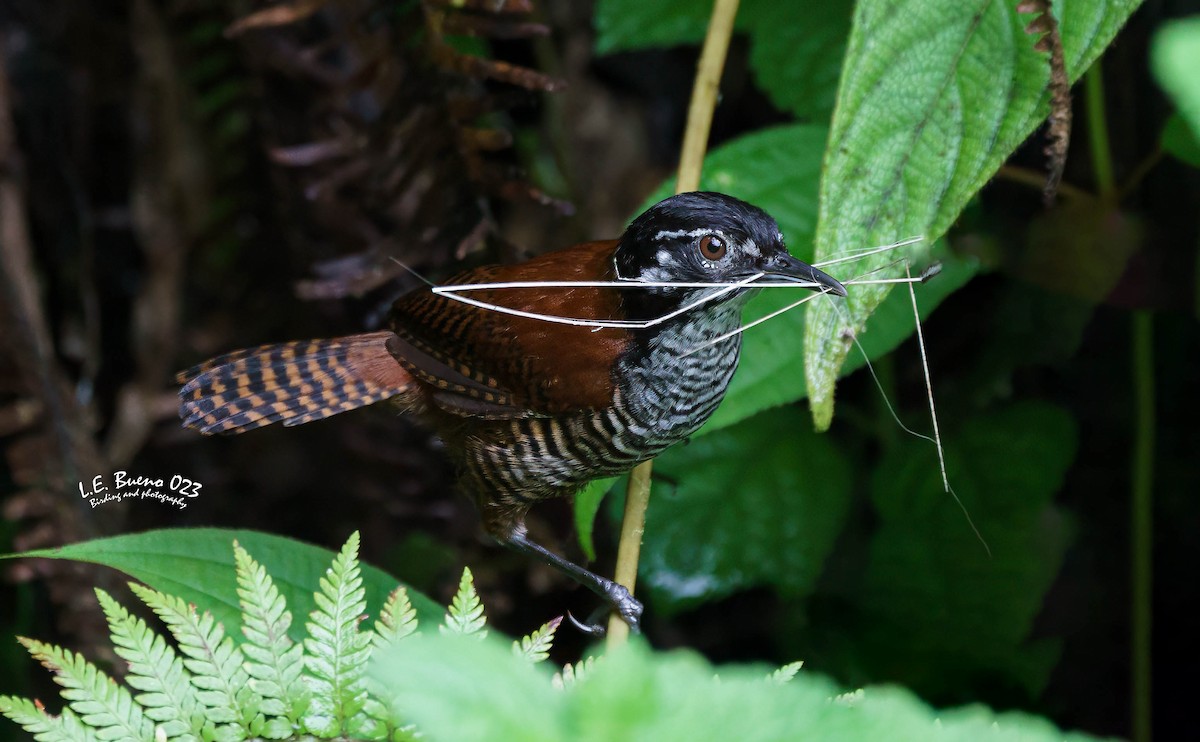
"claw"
566,610,607,637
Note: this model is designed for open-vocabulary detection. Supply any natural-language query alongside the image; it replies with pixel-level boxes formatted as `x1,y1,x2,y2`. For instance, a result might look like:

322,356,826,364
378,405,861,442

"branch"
607,0,742,646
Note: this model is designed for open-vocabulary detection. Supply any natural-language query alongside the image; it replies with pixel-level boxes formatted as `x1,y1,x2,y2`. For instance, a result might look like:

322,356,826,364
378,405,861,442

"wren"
177,192,846,631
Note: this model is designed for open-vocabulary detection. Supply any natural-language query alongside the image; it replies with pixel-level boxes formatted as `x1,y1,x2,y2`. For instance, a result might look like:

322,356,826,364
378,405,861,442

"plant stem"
607,0,741,646
676,0,741,196
1085,62,1117,201
1131,310,1155,742
1089,56,1154,742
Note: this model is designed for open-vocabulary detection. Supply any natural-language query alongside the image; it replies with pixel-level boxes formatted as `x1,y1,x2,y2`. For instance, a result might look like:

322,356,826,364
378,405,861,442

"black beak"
761,253,848,297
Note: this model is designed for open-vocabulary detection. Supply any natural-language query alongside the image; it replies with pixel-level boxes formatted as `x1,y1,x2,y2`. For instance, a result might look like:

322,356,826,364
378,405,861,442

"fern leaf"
0,695,97,742
366,586,422,736
234,542,307,733
301,531,379,739
441,567,487,638
129,584,256,740
512,616,561,663
16,637,154,741
769,661,804,684
95,589,201,741
372,586,418,650
552,655,598,690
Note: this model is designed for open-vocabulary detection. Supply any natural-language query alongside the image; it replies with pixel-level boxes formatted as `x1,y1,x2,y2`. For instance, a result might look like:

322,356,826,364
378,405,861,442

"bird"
176,191,846,631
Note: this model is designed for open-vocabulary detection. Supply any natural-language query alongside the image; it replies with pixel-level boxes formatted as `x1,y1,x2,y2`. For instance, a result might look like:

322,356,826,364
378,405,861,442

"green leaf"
553,656,598,690
513,616,562,664
645,124,827,249
804,0,1143,429
635,125,977,436
233,544,307,728
16,638,153,741
640,124,825,433
373,586,419,649
1161,112,1200,167
702,239,977,434
3,528,443,641
594,0,711,55
373,634,1103,741
594,0,852,120
441,567,487,638
860,401,1078,698
769,661,804,685
372,633,560,742
574,476,619,562
302,532,378,739
129,585,253,738
95,589,201,741
369,589,420,738
1153,16,1200,139
743,1,852,119
640,406,852,612
0,695,97,742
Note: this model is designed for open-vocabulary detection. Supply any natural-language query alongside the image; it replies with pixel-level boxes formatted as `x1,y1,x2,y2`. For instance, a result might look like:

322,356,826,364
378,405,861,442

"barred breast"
460,302,745,525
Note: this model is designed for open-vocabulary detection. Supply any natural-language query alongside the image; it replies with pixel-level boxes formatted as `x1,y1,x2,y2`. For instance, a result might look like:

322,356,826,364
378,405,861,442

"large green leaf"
1152,16,1200,139
594,0,853,120
594,0,710,54
804,0,1143,429
576,124,978,559
4,529,443,641
638,406,853,612
743,1,853,120
373,634,1103,741
638,123,978,435
859,401,1078,698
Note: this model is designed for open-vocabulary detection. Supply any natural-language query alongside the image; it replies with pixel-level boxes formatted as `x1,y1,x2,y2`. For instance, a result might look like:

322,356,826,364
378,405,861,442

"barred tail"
176,331,414,435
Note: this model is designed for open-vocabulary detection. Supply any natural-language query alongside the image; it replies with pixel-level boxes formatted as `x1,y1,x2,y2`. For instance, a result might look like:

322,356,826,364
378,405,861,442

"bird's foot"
602,580,643,631
564,580,643,636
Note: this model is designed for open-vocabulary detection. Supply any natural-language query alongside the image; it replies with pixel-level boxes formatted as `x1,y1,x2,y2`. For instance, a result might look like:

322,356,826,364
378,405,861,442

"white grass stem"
811,236,925,270
906,264,990,555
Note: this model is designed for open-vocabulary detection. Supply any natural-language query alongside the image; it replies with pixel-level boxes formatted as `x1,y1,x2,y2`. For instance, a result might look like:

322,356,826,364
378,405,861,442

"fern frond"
129,584,257,739
301,531,379,739
553,655,598,690
16,637,154,741
373,586,419,651
513,616,561,664
0,695,97,742
95,589,202,741
234,542,306,736
769,661,804,685
366,586,422,737
441,567,487,638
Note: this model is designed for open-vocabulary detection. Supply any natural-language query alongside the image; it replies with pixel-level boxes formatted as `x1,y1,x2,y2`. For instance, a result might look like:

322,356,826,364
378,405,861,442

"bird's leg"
501,529,643,635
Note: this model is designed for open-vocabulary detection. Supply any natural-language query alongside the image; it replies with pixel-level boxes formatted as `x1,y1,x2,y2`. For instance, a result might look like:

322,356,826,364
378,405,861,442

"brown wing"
389,240,632,417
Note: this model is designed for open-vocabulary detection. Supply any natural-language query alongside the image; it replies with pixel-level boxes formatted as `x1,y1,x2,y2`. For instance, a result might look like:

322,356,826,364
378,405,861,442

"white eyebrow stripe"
652,227,733,244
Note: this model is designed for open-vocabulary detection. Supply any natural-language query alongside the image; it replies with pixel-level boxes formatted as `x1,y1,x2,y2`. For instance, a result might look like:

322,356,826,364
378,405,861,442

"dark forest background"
2,1,1197,740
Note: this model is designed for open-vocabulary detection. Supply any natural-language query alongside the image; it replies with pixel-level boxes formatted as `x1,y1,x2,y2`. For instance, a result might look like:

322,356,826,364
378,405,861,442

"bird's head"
614,192,846,305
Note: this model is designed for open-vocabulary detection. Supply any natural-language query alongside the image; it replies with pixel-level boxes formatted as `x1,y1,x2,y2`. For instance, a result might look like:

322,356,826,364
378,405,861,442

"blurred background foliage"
1,0,1197,740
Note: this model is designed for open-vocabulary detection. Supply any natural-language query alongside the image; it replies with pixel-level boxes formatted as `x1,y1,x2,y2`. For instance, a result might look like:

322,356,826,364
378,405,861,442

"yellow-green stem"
1085,62,1117,201
607,0,741,646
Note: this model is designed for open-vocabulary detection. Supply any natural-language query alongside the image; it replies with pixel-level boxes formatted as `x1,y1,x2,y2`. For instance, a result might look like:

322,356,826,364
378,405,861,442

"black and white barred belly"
466,304,745,506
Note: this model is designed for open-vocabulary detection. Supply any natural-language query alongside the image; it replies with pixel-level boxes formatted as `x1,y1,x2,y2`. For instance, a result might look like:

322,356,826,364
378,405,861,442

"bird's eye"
698,235,727,261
